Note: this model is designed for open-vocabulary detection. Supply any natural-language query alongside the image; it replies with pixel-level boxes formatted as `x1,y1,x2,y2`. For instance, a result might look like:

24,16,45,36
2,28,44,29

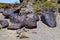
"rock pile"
0,6,38,30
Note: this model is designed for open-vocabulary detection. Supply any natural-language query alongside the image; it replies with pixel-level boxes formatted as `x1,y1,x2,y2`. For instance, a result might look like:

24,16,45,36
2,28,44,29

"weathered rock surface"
33,14,39,21
0,20,9,28
41,12,56,27
24,18,37,29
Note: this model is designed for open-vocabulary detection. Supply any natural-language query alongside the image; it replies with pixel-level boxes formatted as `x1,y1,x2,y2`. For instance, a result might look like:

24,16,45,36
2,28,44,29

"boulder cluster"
0,6,57,39
0,7,39,30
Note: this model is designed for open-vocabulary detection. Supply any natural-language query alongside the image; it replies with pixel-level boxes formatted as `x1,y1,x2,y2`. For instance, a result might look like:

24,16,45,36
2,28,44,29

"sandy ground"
0,13,60,40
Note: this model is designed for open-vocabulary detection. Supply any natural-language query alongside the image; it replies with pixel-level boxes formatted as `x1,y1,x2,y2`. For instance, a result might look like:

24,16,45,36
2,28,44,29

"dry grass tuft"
20,31,29,39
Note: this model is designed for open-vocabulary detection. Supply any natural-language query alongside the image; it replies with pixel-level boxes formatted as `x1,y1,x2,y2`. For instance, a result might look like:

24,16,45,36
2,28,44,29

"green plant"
43,1,57,8
33,1,42,12
30,0,58,12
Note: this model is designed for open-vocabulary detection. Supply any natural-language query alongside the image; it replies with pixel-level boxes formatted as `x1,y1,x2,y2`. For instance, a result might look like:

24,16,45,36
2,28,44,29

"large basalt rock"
2,11,11,18
7,24,22,30
18,15,27,27
2,9,14,18
19,14,27,22
2,8,17,18
24,18,37,29
9,13,18,23
9,13,27,24
41,12,56,27
33,14,39,21
0,20,9,28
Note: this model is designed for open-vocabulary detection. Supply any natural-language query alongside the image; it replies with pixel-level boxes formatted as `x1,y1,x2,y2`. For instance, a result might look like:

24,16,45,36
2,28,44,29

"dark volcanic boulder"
2,8,16,18
9,13,19,23
33,14,39,21
24,18,37,29
0,20,9,28
2,10,12,18
17,15,27,27
41,12,56,27
7,24,22,30
19,14,27,22
9,13,27,23
2,11,11,18
3,9,11,16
